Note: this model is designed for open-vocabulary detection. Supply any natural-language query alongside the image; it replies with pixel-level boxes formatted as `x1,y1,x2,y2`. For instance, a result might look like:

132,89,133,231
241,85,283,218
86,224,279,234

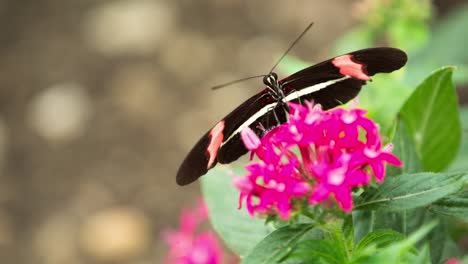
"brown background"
0,0,463,263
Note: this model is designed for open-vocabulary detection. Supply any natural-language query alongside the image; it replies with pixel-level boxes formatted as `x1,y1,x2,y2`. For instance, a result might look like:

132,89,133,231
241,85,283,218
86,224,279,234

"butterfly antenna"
211,22,314,91
269,22,314,74
210,75,266,90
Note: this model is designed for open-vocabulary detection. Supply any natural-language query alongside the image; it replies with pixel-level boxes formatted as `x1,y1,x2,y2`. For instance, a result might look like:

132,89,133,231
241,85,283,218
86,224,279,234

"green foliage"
406,3,468,86
281,222,436,264
353,230,405,254
242,224,316,264
349,222,436,264
429,191,468,221
284,239,344,264
334,0,432,54
351,64,466,264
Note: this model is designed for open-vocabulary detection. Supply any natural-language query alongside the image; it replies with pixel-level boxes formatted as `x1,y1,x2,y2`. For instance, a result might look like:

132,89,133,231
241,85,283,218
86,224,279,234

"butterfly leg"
294,89,303,104
272,107,281,125
265,110,271,129
277,96,290,114
275,101,290,127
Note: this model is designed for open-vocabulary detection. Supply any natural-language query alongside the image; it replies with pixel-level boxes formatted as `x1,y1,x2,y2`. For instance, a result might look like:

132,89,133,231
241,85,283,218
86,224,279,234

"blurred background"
0,0,466,263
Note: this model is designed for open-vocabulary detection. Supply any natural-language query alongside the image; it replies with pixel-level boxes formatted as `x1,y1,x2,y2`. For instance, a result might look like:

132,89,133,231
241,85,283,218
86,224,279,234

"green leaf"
355,172,465,211
284,239,345,264
200,166,273,257
352,210,375,242
350,222,437,264
342,215,355,252
411,244,430,264
387,118,423,177
354,230,405,256
327,224,351,263
242,224,315,264
282,224,349,264
400,67,461,172
402,209,435,238
352,208,431,243
428,191,468,221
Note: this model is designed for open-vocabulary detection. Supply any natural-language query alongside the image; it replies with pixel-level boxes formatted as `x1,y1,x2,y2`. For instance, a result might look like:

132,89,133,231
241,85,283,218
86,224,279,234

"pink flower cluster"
444,258,460,264
163,201,223,264
234,102,402,219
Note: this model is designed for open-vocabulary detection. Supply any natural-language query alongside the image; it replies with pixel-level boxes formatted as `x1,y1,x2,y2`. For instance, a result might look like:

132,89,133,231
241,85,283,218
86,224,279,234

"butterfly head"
263,72,279,89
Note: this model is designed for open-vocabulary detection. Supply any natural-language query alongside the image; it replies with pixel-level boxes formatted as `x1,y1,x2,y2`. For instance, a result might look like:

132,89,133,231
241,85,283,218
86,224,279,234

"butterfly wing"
279,47,407,108
176,90,278,185
217,101,287,164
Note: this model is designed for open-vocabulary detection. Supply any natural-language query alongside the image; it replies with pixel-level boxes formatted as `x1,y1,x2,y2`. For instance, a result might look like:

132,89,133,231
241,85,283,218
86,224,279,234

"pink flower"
351,143,403,182
233,146,310,220
241,126,283,162
444,258,460,264
309,153,370,212
234,101,403,218
163,200,223,264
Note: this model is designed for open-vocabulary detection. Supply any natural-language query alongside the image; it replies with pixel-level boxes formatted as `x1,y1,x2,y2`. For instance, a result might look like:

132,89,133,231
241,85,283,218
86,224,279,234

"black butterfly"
176,22,407,186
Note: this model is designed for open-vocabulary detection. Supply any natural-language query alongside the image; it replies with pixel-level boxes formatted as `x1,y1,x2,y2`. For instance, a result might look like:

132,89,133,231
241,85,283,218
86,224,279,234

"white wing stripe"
222,102,277,145
283,76,349,102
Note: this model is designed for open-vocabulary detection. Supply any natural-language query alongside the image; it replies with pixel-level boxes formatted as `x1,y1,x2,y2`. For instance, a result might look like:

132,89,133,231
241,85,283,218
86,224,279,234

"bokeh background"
0,0,466,263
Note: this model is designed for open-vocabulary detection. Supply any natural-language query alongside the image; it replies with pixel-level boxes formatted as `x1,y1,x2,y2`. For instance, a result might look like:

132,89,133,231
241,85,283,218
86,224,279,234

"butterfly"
176,25,407,186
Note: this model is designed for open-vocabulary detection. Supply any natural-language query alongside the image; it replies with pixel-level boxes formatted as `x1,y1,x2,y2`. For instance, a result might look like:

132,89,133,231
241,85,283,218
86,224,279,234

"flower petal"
334,187,353,212
380,152,403,167
370,161,385,182
310,183,330,204
241,127,261,150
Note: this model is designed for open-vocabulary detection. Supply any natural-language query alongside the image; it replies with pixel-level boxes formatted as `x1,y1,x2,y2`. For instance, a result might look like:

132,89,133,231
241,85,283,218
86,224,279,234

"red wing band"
206,121,225,168
332,55,370,81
